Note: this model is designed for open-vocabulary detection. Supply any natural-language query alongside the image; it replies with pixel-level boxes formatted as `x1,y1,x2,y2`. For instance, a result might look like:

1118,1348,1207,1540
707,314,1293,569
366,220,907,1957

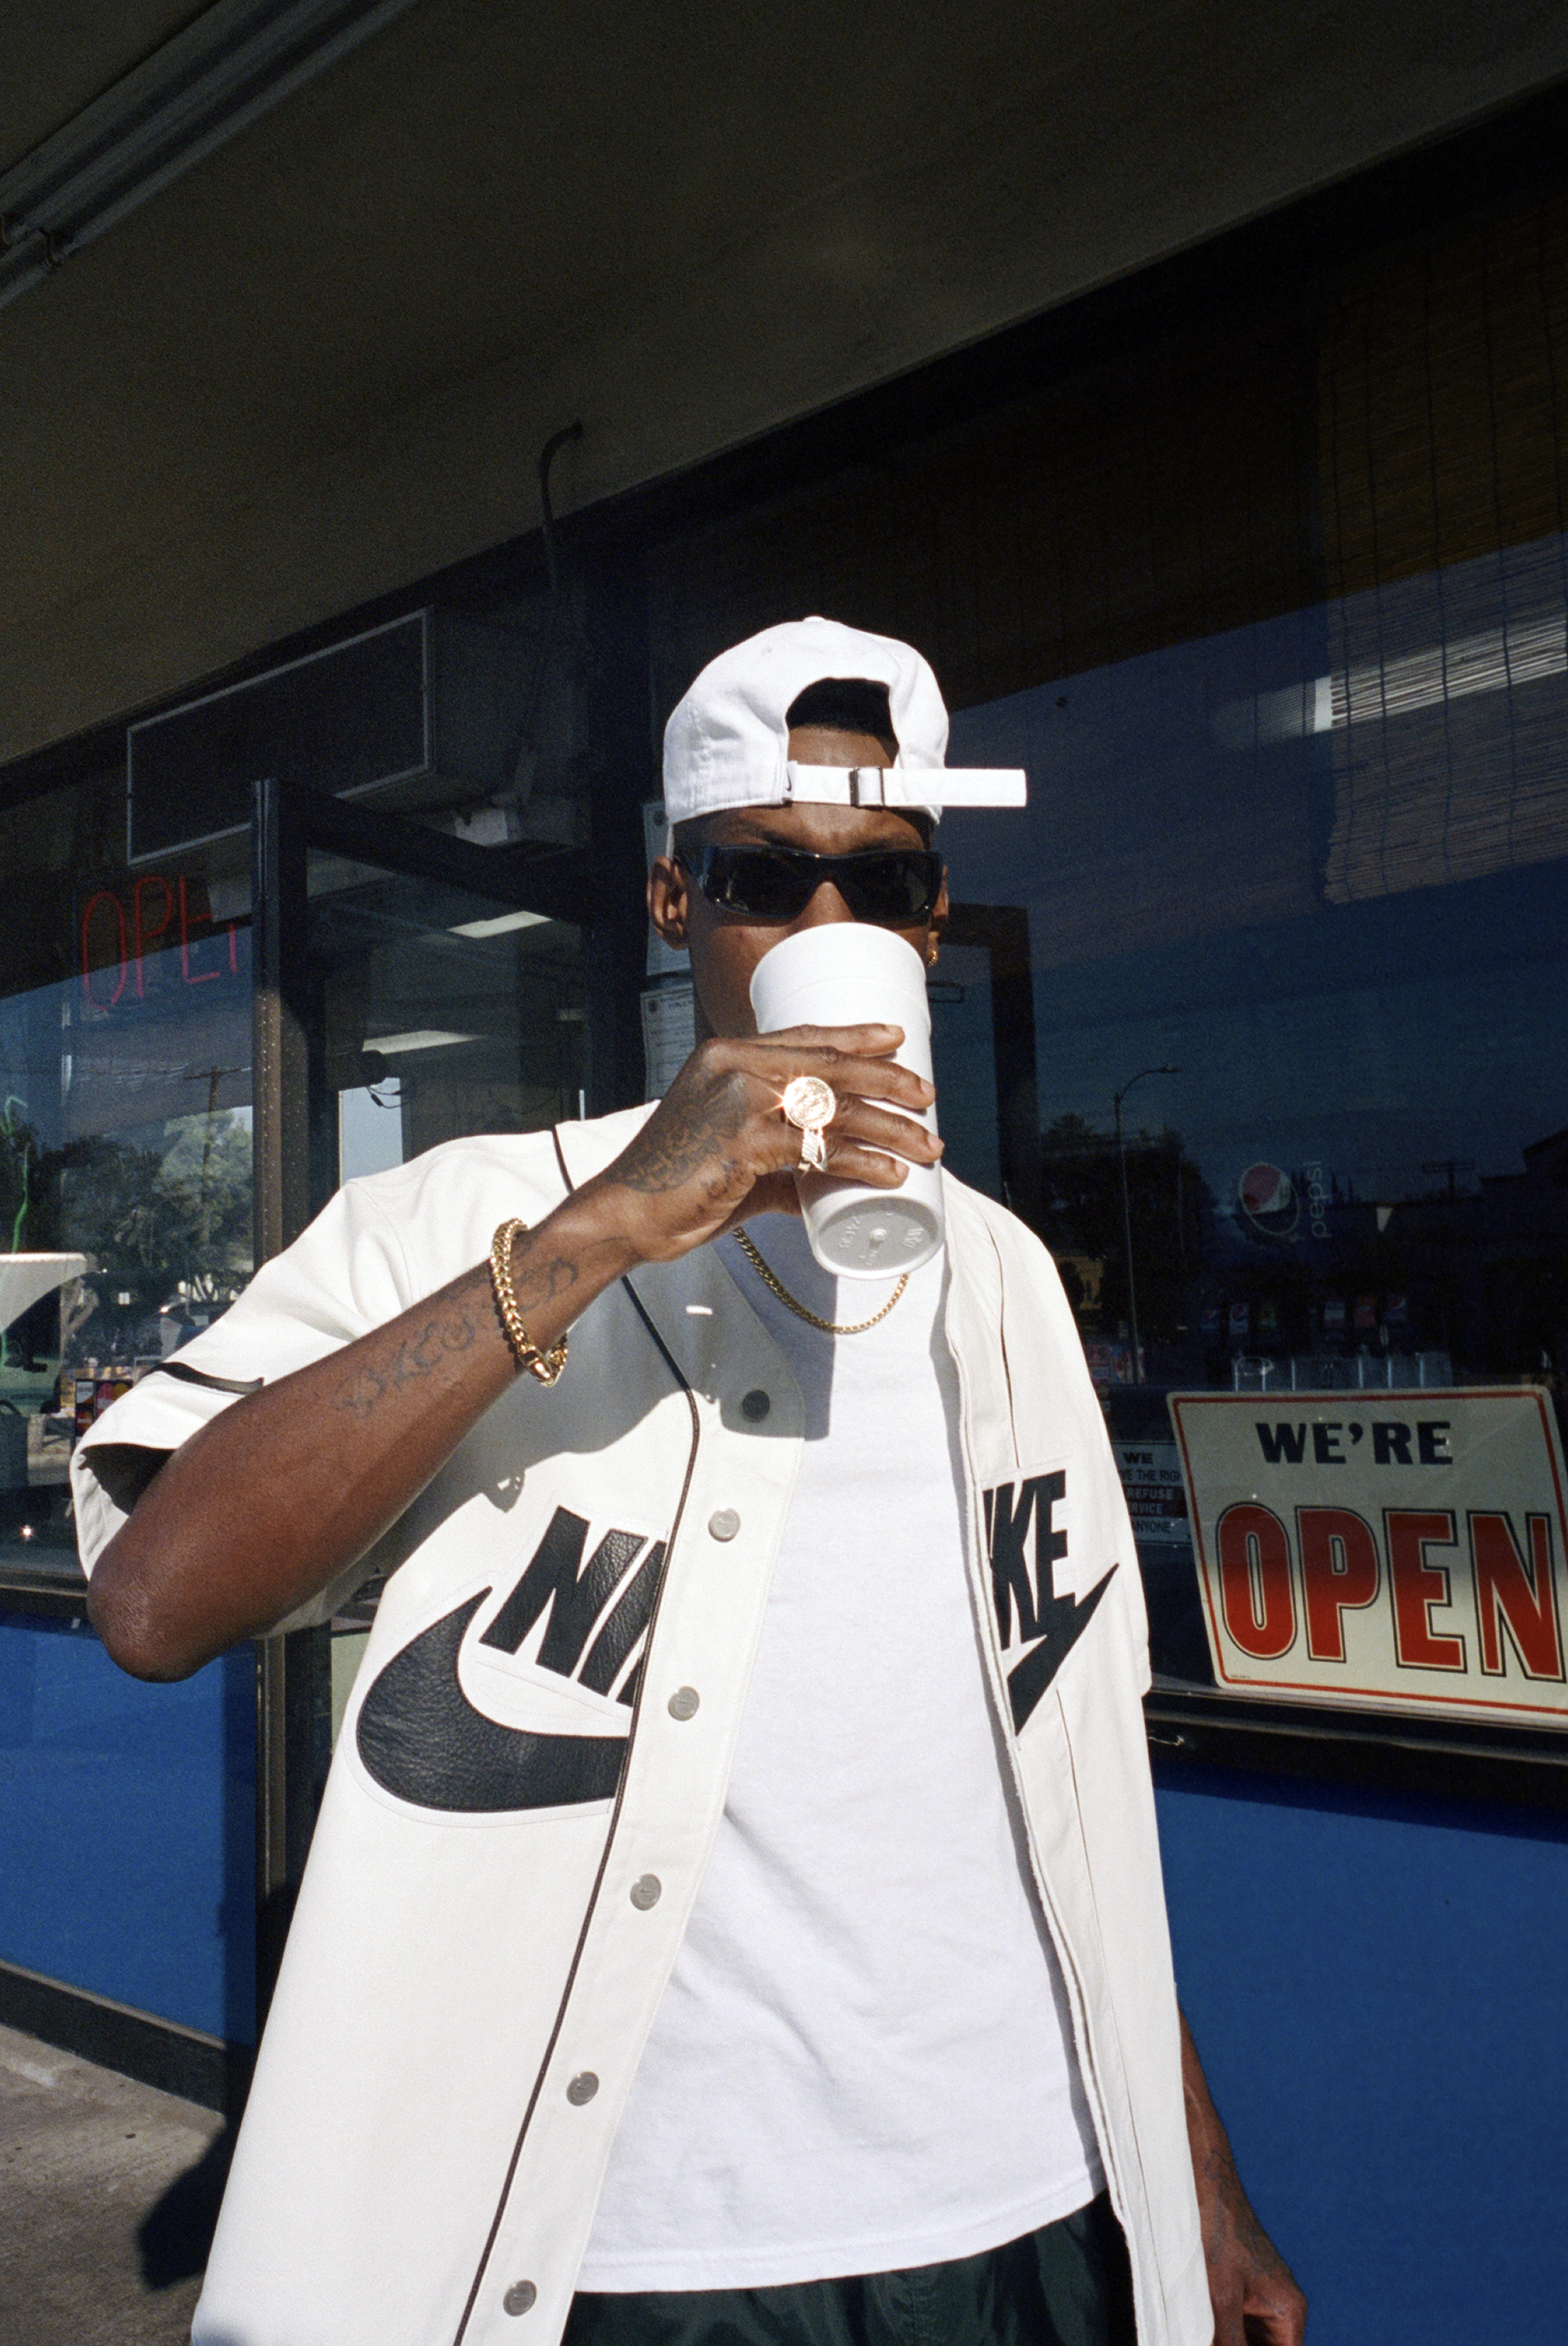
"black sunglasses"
675,843,945,926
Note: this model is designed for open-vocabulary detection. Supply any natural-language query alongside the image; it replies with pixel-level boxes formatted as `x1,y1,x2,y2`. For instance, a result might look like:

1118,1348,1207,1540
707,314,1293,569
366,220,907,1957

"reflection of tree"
1036,1114,1208,1341
0,1101,252,1370
54,1114,251,1310
157,1114,253,1282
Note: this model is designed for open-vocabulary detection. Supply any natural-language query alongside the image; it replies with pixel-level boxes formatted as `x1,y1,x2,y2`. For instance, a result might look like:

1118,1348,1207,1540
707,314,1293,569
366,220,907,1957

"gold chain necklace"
734,1227,908,1334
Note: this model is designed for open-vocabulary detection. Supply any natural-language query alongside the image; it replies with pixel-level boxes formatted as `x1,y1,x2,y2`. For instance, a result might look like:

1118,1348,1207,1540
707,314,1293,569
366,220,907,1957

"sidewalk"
0,2019,227,2344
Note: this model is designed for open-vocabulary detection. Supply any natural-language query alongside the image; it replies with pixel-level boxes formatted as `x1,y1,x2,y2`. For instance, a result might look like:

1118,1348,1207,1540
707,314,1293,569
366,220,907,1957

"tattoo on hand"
612,1087,750,1195
330,1308,478,1417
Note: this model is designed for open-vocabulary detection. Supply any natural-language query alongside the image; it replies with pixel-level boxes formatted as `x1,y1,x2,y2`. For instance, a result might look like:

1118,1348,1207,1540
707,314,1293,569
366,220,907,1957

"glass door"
251,780,591,2000
309,852,589,1205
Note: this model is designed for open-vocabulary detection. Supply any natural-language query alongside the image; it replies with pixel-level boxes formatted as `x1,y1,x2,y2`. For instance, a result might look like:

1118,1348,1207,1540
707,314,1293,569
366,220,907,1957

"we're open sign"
1170,1389,1568,1727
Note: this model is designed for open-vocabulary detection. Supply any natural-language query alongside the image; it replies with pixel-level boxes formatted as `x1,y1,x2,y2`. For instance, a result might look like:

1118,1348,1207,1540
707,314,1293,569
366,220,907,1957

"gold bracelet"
489,1217,570,1385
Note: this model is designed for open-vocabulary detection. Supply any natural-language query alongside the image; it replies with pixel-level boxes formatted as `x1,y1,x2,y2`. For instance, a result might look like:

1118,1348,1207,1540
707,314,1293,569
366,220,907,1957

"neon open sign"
79,874,242,1008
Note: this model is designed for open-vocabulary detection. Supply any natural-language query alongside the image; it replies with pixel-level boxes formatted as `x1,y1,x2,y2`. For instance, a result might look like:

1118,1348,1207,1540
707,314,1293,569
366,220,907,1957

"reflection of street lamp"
1114,1065,1180,1382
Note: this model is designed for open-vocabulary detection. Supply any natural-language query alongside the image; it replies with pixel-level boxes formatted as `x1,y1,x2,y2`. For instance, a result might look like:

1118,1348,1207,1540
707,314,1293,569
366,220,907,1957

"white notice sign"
641,982,696,1102
1170,1388,1568,1728
1112,1439,1190,1541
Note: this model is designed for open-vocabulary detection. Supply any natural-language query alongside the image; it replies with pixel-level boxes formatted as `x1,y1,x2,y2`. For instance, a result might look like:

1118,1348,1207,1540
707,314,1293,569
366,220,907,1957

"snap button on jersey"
741,1388,771,1420
630,1873,662,1909
503,2281,537,2315
667,1686,701,1719
566,2071,599,2106
708,1507,741,1539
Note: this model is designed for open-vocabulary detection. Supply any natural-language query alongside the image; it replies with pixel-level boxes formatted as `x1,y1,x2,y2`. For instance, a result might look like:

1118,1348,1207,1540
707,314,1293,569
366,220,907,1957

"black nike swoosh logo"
356,1592,629,1814
1006,1565,1117,1731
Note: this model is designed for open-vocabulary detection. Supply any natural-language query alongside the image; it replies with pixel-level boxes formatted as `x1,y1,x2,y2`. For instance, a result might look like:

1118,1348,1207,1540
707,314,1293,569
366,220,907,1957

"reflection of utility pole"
1114,1065,1180,1383
185,1065,245,1179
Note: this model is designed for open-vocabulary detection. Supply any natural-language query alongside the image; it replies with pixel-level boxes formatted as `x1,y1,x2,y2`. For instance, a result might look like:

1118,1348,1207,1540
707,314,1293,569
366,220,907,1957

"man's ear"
930,867,950,945
647,854,692,951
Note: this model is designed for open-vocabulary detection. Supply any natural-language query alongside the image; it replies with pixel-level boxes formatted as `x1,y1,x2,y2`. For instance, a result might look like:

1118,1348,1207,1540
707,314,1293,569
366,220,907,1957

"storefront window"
943,526,1568,1719
0,769,252,1579
0,636,598,1586
646,162,1568,1747
0,768,257,2042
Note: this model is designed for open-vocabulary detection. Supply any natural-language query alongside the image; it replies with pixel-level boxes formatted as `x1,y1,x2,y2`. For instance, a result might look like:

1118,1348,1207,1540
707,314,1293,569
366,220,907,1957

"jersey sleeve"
71,1176,418,1630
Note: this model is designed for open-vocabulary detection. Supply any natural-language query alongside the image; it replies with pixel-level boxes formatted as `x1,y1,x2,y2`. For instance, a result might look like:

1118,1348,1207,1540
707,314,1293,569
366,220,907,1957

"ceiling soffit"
4,0,1568,766
0,3,202,170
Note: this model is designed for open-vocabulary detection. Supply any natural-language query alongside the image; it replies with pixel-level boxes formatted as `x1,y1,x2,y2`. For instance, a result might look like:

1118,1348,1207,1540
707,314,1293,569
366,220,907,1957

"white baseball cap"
661,616,1025,828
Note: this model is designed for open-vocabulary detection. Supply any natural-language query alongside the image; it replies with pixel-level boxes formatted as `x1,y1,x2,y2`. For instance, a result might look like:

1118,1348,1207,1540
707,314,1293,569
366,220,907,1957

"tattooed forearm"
511,1251,580,1310
329,1307,479,1417
325,1250,582,1418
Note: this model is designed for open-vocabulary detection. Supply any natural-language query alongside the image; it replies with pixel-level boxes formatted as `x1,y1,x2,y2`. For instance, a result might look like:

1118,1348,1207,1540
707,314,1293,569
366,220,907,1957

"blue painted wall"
7,1594,1564,2341
1155,1763,1568,2346
0,1611,255,2044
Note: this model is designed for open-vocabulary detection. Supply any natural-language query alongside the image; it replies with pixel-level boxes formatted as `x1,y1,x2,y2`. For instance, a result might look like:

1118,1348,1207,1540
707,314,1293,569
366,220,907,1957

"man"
79,617,1304,2346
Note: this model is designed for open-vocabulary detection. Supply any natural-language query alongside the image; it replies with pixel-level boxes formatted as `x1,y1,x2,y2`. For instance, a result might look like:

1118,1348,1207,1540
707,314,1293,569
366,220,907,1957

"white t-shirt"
577,1215,1103,2292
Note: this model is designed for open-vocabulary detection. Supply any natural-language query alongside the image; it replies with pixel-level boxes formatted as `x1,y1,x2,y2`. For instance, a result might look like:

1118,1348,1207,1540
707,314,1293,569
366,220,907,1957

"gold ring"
781,1076,834,1176
780,1075,835,1131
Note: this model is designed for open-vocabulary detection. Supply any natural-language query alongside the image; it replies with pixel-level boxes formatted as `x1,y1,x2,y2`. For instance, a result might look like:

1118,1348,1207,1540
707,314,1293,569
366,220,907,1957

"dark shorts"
563,2193,1137,2346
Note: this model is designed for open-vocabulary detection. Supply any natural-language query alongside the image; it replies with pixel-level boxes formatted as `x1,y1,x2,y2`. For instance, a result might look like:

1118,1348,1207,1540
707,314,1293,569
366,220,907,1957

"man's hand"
585,1020,940,1263
1181,2014,1306,2346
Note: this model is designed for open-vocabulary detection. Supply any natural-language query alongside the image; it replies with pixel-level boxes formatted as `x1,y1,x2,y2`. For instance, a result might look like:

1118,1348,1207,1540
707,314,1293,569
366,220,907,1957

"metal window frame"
128,611,433,866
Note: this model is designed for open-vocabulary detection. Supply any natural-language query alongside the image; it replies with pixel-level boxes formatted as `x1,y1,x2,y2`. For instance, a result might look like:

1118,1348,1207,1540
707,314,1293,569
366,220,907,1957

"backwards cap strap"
784,763,1027,809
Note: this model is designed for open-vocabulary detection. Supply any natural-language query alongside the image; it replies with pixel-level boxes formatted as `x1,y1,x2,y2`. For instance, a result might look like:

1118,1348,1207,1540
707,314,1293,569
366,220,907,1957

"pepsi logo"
1239,1162,1300,1238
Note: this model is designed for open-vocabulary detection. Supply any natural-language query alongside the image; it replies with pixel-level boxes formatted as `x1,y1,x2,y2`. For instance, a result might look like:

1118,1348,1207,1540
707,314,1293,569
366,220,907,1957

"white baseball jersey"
74,1109,1208,2346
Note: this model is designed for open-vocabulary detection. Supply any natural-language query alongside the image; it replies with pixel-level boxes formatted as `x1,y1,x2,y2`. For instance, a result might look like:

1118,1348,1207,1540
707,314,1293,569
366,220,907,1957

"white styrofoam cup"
749,923,943,1278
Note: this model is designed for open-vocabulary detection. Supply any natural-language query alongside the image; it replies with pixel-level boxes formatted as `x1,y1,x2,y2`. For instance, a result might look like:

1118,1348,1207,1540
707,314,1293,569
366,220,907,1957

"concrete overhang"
4,0,1568,768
